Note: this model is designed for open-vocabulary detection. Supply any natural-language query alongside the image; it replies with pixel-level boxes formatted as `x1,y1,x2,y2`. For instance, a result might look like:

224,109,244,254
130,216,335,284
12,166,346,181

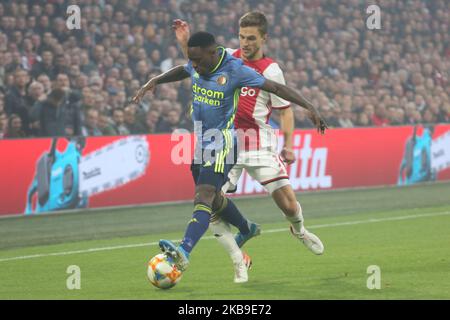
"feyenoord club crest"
217,75,227,85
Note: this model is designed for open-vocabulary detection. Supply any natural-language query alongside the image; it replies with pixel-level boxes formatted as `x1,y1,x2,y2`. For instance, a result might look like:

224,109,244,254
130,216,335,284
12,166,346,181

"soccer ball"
147,253,183,289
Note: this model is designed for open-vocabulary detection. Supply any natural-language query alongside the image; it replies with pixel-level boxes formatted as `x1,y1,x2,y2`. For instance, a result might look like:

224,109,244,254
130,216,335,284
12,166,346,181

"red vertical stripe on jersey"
232,49,276,150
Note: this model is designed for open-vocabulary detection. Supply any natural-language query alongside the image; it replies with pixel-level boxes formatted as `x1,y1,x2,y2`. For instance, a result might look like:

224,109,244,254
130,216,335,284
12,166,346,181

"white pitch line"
0,210,449,263
263,210,450,233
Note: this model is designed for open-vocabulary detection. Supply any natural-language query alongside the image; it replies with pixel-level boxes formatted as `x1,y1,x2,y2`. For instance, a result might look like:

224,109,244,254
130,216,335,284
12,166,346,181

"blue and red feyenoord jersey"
184,47,266,157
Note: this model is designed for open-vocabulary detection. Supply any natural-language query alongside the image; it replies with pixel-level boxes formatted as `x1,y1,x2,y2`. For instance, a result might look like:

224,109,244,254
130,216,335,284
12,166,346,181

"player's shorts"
191,145,238,192
222,149,290,194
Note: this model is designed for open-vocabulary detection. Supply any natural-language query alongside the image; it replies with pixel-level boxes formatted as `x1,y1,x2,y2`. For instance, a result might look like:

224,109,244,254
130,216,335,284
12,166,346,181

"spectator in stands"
80,50,97,75
438,103,450,123
38,88,67,137
54,73,71,92
111,108,130,136
0,89,5,114
91,44,106,75
81,108,102,137
0,50,7,88
27,81,46,135
4,68,31,134
392,108,406,126
0,88,6,129
372,104,391,127
0,111,7,138
36,73,52,94
93,94,110,115
355,112,371,127
31,50,55,79
135,60,151,85
0,0,448,139
4,113,26,138
338,106,355,128
124,104,146,134
321,105,340,128
98,112,116,136
145,109,160,134
77,87,95,111
53,72,82,136
155,108,187,134
7,51,25,73
422,108,436,125
160,45,179,73
293,108,314,129
27,81,46,104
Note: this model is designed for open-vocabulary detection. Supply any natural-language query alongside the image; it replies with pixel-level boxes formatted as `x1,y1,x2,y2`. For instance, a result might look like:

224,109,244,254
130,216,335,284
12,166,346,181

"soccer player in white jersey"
173,12,325,282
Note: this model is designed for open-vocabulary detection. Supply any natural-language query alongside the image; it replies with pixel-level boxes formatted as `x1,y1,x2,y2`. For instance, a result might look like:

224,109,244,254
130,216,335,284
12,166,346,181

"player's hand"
132,79,156,104
280,147,296,165
172,19,190,44
308,111,328,135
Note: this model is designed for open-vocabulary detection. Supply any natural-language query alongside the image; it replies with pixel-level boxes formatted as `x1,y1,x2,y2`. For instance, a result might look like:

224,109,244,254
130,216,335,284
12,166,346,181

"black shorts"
190,145,237,191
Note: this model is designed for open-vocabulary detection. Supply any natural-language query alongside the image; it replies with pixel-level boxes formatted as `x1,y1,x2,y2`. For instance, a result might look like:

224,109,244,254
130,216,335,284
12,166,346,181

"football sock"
284,202,305,235
216,197,251,235
209,217,243,264
180,203,212,254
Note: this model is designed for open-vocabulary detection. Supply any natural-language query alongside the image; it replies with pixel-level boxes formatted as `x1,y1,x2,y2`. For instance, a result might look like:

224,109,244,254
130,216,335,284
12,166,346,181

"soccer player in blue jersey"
133,31,327,276
173,14,326,284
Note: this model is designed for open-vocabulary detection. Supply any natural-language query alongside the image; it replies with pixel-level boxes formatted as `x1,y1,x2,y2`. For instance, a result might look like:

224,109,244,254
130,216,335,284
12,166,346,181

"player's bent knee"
194,184,216,207
283,201,298,217
273,186,298,217
211,191,225,212
282,195,299,216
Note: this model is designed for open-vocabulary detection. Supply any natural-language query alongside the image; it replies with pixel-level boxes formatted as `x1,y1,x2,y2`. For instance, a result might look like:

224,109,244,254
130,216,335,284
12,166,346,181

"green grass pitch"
0,182,449,299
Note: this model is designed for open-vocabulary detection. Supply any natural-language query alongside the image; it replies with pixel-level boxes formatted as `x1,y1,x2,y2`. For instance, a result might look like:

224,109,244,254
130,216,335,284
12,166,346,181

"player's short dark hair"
187,31,216,48
239,11,268,36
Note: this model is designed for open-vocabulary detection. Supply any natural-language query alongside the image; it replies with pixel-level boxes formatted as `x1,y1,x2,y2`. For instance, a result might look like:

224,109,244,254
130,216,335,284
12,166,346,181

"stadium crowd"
0,0,449,139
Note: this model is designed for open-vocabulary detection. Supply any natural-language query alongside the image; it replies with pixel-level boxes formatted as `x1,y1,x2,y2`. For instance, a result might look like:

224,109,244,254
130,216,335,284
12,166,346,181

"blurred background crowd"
0,0,449,139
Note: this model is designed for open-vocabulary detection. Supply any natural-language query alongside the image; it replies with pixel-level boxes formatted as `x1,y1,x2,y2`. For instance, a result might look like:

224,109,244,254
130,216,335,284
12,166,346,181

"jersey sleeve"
183,61,193,75
263,63,290,109
235,65,266,88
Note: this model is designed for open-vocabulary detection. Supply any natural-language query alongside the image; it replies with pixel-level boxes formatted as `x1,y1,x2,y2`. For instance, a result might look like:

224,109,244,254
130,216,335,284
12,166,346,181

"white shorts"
222,149,290,194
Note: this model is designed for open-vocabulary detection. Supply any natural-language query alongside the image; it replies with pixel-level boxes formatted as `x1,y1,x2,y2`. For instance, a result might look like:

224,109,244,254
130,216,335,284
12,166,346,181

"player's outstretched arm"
132,65,190,103
172,19,190,59
261,79,328,134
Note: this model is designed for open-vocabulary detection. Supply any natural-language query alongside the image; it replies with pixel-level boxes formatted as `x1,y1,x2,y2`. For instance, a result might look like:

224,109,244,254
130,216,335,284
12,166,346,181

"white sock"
209,218,243,264
284,202,305,235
